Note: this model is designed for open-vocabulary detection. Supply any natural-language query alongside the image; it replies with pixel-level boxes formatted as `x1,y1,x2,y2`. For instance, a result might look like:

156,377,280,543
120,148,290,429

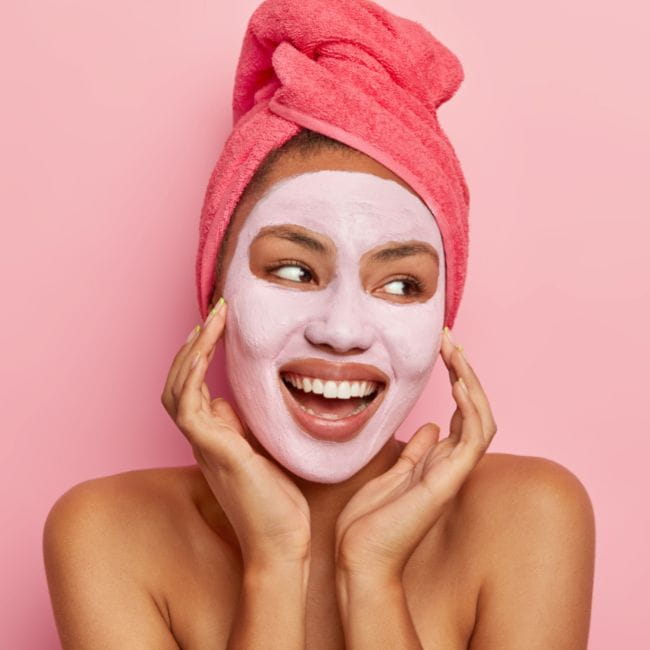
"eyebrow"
254,225,330,254
369,243,439,264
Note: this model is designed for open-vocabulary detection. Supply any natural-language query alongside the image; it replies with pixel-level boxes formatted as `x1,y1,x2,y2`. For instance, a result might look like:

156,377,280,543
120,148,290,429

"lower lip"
278,377,387,443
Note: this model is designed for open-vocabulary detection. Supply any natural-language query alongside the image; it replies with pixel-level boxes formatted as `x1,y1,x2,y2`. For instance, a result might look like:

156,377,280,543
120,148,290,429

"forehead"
241,170,443,253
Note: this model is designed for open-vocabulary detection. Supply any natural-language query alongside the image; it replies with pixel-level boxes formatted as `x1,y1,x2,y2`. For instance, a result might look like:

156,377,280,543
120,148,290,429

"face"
219,159,445,483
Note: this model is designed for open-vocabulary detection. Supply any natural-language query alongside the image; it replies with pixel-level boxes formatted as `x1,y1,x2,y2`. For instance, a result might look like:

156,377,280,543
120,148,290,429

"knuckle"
484,418,497,436
160,390,171,410
160,394,176,419
175,405,196,433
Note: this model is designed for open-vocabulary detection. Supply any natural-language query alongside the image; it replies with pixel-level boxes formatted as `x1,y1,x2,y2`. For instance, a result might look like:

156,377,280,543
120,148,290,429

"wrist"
335,559,403,589
231,557,310,649
245,556,311,597
335,566,403,618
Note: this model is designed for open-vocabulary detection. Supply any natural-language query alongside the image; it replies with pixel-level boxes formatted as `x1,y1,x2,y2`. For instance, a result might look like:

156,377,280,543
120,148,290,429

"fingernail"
186,324,201,344
443,326,454,344
204,296,225,326
458,377,469,393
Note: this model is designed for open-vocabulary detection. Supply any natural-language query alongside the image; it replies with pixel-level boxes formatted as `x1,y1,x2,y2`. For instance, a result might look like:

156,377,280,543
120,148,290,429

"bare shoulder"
464,451,594,520
453,453,596,649
44,466,201,580
454,452,595,545
44,465,193,530
44,465,218,560
42,466,203,648
44,464,237,576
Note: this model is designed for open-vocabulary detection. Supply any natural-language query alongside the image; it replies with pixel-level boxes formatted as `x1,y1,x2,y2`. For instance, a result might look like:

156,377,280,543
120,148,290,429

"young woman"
43,131,595,649
43,0,595,647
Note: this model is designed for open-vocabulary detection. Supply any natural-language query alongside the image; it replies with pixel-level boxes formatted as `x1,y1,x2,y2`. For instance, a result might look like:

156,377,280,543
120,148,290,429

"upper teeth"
282,373,381,399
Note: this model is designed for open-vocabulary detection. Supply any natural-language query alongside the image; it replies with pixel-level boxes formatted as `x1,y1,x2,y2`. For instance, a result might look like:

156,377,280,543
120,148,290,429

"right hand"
161,299,311,570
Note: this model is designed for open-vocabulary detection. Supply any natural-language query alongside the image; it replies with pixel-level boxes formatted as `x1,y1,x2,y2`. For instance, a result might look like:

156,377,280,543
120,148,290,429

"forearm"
336,571,423,649
227,560,309,649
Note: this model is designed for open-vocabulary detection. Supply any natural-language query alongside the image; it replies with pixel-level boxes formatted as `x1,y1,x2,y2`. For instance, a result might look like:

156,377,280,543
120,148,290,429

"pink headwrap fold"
196,0,470,328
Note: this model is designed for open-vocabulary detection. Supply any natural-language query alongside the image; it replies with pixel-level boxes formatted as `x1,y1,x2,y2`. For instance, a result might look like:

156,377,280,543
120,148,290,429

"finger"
198,346,219,405
393,422,441,475
449,378,489,465
448,346,497,442
177,356,251,471
209,397,247,438
448,405,463,445
178,352,206,415
171,324,202,383
439,328,459,384
173,299,227,400
161,323,202,413
178,325,228,423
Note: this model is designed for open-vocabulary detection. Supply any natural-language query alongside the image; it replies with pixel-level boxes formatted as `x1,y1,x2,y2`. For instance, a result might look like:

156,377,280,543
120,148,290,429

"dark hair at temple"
212,129,355,298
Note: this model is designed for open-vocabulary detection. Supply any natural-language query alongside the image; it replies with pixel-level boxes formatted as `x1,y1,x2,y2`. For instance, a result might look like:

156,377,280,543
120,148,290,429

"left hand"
334,329,498,582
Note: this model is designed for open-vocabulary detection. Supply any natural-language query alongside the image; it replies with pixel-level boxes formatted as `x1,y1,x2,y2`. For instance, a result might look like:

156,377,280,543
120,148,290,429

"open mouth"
278,367,388,442
281,372,383,419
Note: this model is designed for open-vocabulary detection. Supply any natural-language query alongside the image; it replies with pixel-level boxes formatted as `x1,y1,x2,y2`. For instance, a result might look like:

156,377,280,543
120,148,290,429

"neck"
247,431,405,544
193,431,405,570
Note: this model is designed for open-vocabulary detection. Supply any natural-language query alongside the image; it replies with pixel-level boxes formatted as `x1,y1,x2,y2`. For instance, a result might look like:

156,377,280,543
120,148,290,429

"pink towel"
196,0,469,328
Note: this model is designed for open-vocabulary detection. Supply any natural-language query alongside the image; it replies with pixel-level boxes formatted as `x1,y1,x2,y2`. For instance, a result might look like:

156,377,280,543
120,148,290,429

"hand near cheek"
334,329,498,582
161,299,311,571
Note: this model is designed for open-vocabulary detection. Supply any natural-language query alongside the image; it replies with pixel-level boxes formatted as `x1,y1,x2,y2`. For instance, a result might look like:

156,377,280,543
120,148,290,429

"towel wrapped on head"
196,0,469,328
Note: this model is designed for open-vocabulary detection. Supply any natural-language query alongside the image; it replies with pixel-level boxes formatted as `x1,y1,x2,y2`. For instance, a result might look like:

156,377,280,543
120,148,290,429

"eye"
267,260,315,284
382,277,424,297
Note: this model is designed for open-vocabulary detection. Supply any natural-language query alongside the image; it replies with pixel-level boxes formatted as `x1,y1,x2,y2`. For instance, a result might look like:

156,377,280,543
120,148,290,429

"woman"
43,1,595,648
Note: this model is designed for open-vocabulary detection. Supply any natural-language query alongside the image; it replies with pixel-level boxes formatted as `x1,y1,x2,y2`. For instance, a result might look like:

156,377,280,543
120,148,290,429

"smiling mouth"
280,372,384,420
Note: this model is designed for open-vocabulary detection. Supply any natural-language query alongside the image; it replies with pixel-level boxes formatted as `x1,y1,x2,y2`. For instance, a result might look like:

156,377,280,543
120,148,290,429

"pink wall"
2,1,648,647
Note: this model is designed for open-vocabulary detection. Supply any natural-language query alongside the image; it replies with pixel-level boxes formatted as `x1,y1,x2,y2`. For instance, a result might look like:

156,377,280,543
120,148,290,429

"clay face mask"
222,170,446,483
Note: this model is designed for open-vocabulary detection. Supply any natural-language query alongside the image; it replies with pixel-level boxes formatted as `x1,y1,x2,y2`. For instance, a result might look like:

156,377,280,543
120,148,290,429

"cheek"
224,275,326,359
224,283,279,359
377,301,444,378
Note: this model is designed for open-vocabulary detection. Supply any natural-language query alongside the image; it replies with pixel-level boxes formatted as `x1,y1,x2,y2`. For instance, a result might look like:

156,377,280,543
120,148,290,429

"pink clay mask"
222,170,445,483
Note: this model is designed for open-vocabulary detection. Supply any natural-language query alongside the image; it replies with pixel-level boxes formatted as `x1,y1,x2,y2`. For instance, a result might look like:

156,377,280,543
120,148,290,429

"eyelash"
266,259,315,283
265,262,425,297
386,276,425,296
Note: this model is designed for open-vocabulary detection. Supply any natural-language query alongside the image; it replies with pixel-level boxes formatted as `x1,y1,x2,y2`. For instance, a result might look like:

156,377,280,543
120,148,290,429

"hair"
212,129,356,300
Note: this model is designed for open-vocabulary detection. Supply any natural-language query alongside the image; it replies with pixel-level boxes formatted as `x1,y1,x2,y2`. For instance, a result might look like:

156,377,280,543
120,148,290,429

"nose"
304,282,376,354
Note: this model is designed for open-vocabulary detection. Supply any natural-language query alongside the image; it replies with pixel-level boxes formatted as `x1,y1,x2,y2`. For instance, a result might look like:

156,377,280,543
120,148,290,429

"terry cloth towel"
196,0,469,328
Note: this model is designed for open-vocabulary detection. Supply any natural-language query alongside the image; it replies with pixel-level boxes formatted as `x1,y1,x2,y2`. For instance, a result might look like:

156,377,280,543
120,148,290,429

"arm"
42,480,180,650
227,560,309,649
468,458,596,650
336,571,423,649
333,331,498,649
162,300,312,648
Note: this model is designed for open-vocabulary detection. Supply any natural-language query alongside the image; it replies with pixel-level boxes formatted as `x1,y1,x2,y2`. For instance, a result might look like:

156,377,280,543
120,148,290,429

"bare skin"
43,148,596,649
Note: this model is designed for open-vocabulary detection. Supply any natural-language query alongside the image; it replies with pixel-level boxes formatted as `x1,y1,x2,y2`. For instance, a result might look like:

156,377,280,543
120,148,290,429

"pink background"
2,1,648,647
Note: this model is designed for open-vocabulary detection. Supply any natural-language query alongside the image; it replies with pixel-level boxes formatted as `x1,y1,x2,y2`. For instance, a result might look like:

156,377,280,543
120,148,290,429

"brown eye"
268,262,315,284
382,277,424,297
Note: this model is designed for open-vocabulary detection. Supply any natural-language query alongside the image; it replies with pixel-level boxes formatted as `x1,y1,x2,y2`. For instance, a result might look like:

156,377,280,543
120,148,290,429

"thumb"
393,422,441,474
194,397,254,475
210,397,246,437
